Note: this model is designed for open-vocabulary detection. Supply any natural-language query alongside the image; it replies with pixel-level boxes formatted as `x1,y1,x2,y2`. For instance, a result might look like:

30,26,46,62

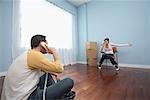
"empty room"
0,0,150,100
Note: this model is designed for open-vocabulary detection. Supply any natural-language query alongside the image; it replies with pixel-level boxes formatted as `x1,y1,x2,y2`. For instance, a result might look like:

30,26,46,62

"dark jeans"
28,73,74,100
99,54,118,65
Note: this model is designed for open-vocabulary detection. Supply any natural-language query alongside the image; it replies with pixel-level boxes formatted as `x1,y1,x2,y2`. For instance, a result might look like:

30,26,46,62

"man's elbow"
57,65,64,73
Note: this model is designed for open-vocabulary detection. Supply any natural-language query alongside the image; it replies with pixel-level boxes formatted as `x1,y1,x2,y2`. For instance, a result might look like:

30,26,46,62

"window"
20,0,73,49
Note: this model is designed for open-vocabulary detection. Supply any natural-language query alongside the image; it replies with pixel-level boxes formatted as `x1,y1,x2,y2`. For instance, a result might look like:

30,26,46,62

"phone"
40,42,49,51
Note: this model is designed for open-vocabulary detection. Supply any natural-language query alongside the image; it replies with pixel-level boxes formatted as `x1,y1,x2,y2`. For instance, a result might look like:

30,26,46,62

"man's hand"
50,72,61,81
40,42,49,53
40,42,60,62
48,47,57,54
40,42,57,54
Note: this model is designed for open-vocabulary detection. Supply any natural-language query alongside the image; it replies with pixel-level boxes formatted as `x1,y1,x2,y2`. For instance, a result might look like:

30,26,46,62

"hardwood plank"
60,64,150,100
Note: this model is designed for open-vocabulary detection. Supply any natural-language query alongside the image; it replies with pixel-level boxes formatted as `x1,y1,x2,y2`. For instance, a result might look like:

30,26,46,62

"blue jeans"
28,73,74,100
99,54,117,65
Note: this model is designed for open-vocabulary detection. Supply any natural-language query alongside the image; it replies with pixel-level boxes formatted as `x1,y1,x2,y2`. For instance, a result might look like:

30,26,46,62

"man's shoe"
65,91,75,99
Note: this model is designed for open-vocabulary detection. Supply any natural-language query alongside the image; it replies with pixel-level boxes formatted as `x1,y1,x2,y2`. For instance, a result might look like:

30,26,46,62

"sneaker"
116,67,119,71
60,91,75,100
115,65,119,71
98,64,102,69
65,91,76,99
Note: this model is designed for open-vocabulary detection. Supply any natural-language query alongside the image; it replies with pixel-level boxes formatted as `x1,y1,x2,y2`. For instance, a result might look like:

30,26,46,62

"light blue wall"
0,0,77,72
47,0,77,15
77,4,88,61
78,1,150,65
0,1,3,71
0,0,12,72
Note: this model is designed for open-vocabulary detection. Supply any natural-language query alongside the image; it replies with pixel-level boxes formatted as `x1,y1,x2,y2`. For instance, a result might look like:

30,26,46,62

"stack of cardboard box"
86,42,98,66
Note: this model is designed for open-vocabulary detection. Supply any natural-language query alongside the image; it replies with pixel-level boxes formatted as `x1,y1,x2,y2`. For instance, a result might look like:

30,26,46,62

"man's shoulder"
28,50,42,55
28,50,45,59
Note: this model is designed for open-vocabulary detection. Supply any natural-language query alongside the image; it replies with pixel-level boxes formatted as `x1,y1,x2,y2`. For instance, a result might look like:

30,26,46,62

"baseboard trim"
0,72,7,76
76,61,87,64
76,61,150,69
118,63,150,69
1,62,149,76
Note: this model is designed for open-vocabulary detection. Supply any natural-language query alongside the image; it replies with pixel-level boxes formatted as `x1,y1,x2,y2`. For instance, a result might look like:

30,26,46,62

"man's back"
1,51,42,100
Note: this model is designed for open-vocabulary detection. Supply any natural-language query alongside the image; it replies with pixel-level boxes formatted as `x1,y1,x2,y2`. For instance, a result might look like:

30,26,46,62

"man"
1,35,75,100
98,38,131,71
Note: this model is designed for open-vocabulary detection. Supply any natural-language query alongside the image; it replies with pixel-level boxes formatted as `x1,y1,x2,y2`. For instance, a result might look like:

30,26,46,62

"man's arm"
27,50,64,73
39,42,64,73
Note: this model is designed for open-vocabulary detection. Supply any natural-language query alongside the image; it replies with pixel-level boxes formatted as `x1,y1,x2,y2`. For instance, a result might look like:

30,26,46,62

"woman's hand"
128,43,132,46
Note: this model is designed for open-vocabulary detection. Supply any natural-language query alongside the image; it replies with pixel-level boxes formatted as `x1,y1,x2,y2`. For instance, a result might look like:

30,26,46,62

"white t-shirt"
102,43,114,54
1,51,43,100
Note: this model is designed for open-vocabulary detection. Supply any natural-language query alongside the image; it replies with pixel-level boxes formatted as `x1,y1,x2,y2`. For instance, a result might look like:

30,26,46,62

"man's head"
104,38,109,43
31,34,47,53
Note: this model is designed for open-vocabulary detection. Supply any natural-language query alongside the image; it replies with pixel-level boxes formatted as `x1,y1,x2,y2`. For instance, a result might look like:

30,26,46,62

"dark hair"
104,38,109,42
31,34,46,49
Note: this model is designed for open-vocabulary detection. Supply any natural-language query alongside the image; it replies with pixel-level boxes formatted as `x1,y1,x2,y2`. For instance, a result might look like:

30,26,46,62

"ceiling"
67,0,91,7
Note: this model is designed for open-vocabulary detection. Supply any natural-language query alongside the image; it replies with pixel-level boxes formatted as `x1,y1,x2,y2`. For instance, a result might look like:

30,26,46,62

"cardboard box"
86,42,97,50
87,58,97,66
86,49,97,58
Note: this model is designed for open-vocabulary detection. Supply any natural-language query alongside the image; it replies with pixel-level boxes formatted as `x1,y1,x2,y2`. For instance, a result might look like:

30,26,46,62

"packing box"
86,49,97,58
86,42,97,50
87,58,97,66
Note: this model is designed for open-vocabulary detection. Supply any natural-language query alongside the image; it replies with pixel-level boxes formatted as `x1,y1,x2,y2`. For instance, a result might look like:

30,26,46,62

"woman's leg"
99,54,107,66
108,54,117,65
107,54,119,70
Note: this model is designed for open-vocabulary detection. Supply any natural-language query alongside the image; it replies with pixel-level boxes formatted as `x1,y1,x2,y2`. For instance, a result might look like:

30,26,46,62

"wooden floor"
60,64,150,100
